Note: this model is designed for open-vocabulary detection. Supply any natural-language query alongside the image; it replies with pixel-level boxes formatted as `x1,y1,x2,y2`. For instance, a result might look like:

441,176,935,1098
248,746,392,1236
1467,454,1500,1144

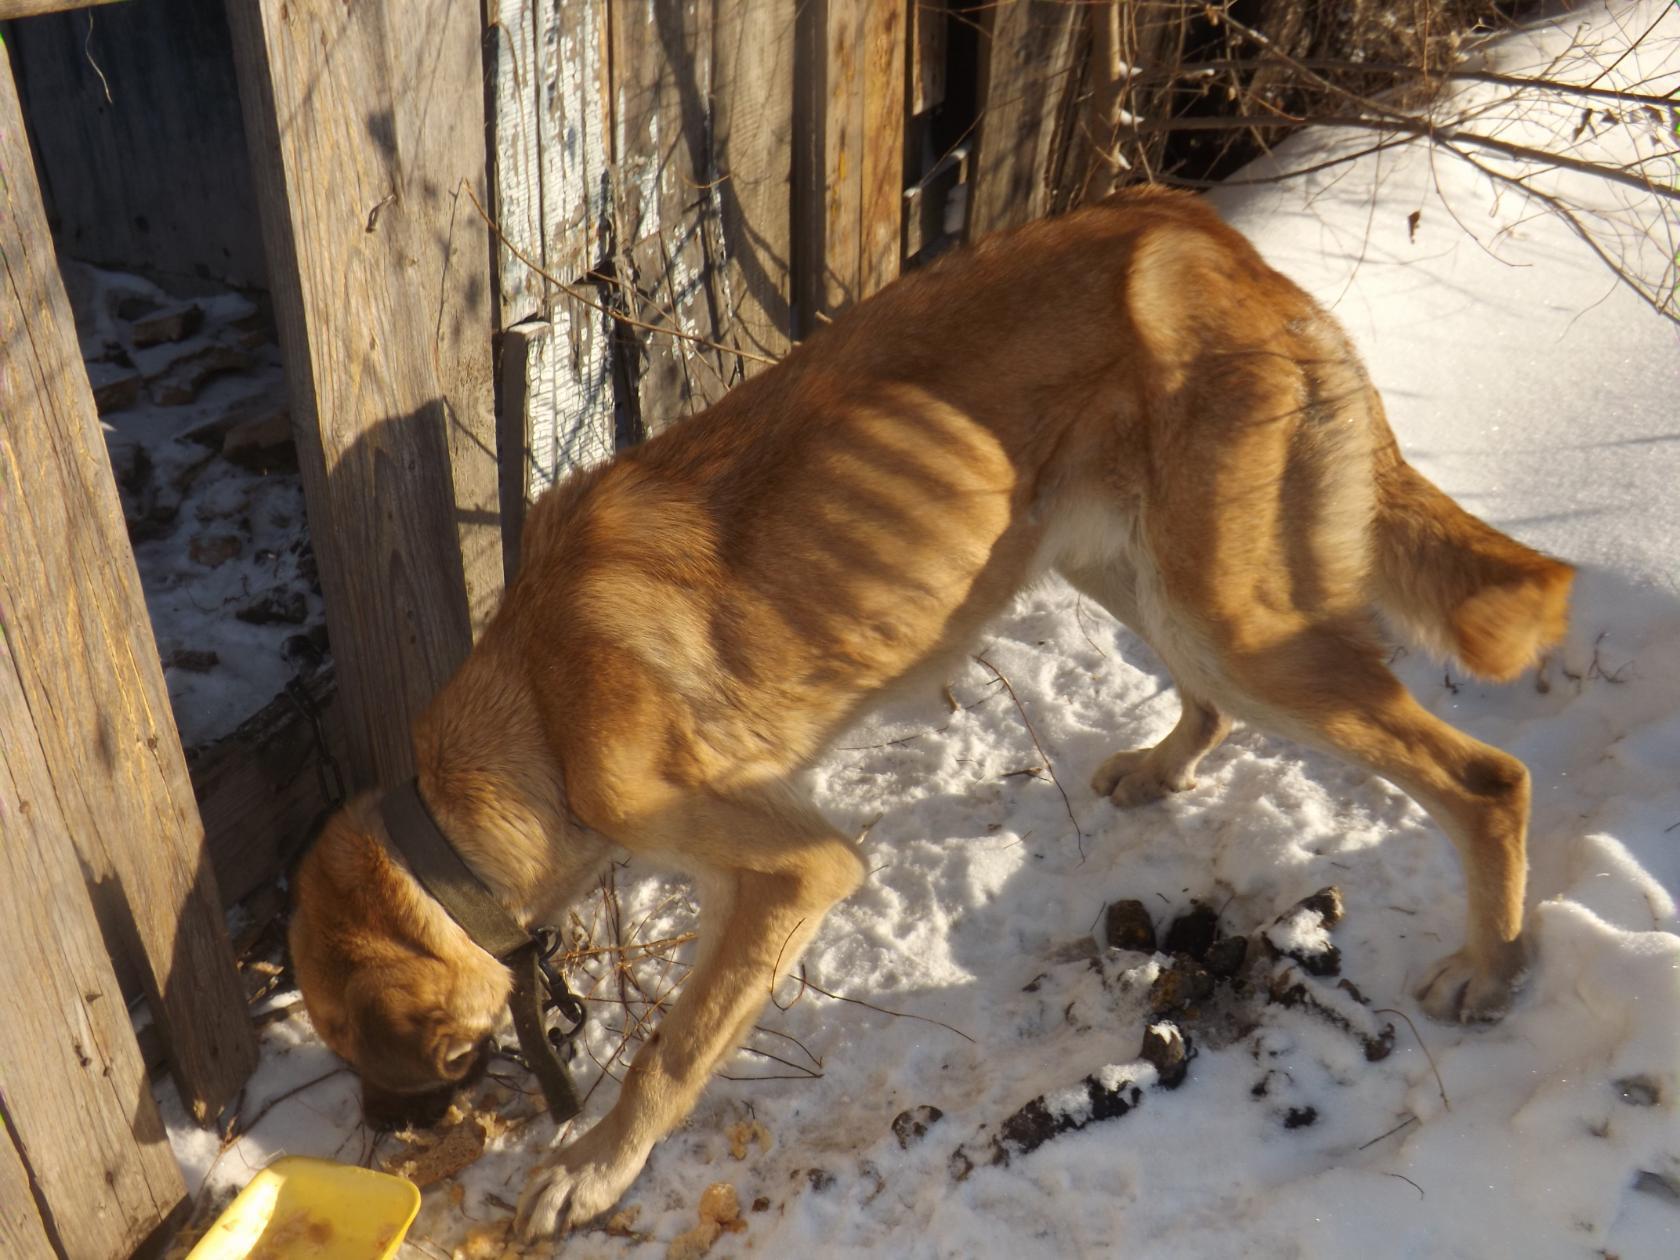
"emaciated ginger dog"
289,188,1572,1237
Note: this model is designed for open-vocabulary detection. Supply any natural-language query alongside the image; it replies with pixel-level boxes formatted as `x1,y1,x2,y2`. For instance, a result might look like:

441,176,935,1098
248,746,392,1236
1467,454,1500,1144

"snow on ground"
68,260,324,749
158,2,1680,1256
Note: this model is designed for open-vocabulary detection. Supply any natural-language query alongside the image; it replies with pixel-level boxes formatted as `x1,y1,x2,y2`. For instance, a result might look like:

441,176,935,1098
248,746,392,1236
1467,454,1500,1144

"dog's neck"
408,650,589,928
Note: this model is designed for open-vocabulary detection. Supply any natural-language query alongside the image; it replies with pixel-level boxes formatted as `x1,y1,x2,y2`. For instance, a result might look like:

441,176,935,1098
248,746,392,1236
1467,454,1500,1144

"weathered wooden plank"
0,1110,55,1259
497,316,616,570
611,0,732,434
812,0,904,319
859,0,906,298
4,0,266,288
911,0,947,116
537,0,612,288
0,54,256,1124
711,0,795,368
0,633,186,1258
488,0,547,325
967,0,1086,237
818,0,863,318
0,0,120,20
385,0,505,639
226,0,502,785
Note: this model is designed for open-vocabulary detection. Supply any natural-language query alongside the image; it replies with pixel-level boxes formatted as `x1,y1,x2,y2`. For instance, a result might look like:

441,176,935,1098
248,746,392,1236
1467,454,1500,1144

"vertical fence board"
712,0,795,369
0,1112,54,1259
0,53,255,1126
490,0,547,323
911,0,947,116
611,0,732,434
968,0,1086,237
859,0,906,297
0,665,186,1258
813,0,904,319
387,0,506,638
818,0,863,317
227,0,500,785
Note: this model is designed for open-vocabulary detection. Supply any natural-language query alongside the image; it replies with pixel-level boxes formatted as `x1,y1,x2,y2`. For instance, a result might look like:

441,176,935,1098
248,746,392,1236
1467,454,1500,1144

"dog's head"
289,795,512,1127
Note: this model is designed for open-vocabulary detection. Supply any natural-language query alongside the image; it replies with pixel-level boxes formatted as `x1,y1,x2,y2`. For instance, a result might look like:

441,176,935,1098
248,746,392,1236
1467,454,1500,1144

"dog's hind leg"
1217,617,1529,1024
516,788,864,1239
1061,560,1232,806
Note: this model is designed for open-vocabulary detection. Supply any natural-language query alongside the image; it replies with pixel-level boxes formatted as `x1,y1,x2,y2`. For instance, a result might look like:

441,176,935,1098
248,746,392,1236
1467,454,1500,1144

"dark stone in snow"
1616,1075,1661,1107
1204,934,1249,978
892,1105,944,1150
237,589,307,625
1104,899,1157,953
1139,1022,1190,1089
1284,1106,1318,1129
1164,903,1219,961
167,648,219,673
1150,958,1214,1014
1297,886,1345,927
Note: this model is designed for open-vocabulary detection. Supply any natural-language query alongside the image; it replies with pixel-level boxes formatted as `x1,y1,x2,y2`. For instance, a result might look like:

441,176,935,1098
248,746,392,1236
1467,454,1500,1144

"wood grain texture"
497,317,616,572
0,671,186,1259
0,1110,55,1259
712,0,795,368
911,0,946,116
0,56,255,1124
858,0,906,298
610,0,732,434
814,0,905,318
488,0,547,324
967,0,1086,237
226,0,503,786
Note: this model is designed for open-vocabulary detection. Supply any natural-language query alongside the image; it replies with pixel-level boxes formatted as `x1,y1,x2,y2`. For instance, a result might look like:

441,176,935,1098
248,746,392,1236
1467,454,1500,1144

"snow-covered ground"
69,260,325,750
158,3,1680,1257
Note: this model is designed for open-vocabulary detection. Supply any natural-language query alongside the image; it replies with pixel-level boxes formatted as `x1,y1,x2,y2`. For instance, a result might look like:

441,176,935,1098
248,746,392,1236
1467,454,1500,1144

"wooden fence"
488,0,1111,536
0,0,1114,1253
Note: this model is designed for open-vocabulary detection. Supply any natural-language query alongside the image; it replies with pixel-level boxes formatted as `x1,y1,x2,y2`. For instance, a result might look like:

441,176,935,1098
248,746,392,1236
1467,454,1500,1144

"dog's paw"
514,1132,646,1241
1415,945,1526,1024
1092,749,1195,807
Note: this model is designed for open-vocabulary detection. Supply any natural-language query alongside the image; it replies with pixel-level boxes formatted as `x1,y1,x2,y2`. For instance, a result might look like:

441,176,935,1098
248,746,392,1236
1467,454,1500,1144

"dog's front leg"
516,816,864,1239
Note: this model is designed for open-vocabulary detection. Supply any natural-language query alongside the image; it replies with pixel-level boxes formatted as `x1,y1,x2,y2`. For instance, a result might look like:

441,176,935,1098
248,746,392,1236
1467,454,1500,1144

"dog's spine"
1370,430,1573,682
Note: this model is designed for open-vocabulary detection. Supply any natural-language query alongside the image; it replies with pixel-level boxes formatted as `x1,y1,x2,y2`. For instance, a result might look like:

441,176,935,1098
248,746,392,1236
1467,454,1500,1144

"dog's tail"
1370,433,1573,683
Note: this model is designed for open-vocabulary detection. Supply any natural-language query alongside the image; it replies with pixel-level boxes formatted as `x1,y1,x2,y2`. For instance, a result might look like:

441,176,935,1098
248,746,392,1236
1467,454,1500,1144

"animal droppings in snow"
891,1104,945,1150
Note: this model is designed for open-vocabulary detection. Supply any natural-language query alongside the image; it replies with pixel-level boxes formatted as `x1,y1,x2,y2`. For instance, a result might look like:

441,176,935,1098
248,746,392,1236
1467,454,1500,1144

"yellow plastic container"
184,1156,422,1260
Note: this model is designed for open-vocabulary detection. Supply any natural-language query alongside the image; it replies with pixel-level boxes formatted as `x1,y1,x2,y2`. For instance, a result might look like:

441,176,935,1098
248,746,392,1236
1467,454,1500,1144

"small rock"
1149,958,1214,1014
237,590,308,625
1104,900,1157,953
891,1105,944,1150
1615,1076,1661,1107
1164,903,1220,961
1139,1021,1191,1089
1297,887,1345,927
149,344,253,406
115,293,161,321
1204,934,1249,978
751,1196,770,1213
88,362,142,414
130,302,204,347
1283,1106,1318,1129
166,648,220,673
188,533,243,568
222,406,295,472
802,1168,835,1193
